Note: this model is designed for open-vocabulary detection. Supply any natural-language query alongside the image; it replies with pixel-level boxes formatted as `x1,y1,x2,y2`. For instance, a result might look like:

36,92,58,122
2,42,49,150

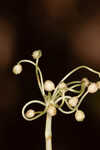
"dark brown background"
0,0,100,150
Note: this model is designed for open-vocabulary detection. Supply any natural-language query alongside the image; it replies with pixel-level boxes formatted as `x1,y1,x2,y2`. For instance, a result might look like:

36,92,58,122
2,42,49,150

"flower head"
25,109,35,118
32,50,42,59
96,81,100,89
88,83,98,93
44,80,55,92
68,97,78,107
12,64,22,75
82,77,89,87
75,110,85,122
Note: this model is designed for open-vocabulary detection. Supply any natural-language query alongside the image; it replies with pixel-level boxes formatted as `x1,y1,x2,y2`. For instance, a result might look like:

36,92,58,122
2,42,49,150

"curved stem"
53,65,100,97
35,60,45,97
55,95,73,111
77,91,88,109
68,84,81,93
45,113,52,150
77,83,86,98
22,100,46,121
55,92,65,108
18,59,45,97
18,59,36,66
58,107,75,114
61,66,100,82
67,81,81,86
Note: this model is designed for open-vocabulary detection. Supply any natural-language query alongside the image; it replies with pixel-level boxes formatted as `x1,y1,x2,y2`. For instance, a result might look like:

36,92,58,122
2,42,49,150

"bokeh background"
0,0,100,150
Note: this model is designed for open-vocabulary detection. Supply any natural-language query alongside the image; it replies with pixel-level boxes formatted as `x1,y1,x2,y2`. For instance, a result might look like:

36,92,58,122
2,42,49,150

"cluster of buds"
13,50,100,123
82,77,100,93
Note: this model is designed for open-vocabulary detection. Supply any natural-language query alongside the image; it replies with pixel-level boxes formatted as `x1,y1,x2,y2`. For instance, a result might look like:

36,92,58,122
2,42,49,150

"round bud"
82,78,89,87
44,80,55,92
88,82,98,93
68,97,78,107
96,81,100,89
58,82,67,90
32,50,42,59
12,64,22,75
25,109,35,118
75,110,85,122
47,105,57,116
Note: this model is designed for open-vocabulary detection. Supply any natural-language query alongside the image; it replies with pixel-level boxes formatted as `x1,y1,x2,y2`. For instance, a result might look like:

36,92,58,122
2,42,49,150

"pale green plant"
13,50,100,150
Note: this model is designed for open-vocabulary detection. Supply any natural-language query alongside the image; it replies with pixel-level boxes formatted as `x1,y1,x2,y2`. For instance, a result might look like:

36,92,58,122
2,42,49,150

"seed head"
12,64,22,75
32,50,42,59
68,97,78,107
44,80,55,92
25,109,35,118
82,78,89,87
88,82,98,93
58,82,67,90
75,110,85,122
96,81,100,90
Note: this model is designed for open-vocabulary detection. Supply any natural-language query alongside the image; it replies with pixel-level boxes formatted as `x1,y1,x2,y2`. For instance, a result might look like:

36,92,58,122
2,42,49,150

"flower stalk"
45,113,52,150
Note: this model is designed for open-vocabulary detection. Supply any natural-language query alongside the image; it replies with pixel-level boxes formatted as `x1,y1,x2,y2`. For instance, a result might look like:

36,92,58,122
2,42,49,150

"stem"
45,113,52,150
53,65,100,97
18,59,45,97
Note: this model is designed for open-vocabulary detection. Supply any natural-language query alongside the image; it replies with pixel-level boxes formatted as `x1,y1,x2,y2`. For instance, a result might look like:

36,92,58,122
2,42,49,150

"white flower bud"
58,82,67,90
12,64,22,75
82,78,89,87
96,81,100,90
47,104,57,116
32,50,42,59
88,82,98,93
44,80,55,92
68,97,78,107
25,109,35,118
75,110,85,122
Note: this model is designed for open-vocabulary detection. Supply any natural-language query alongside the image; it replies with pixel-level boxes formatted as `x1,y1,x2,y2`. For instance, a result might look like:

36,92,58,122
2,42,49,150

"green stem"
45,113,52,150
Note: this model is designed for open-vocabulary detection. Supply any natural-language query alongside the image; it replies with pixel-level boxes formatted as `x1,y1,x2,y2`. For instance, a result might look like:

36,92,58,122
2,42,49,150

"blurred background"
0,0,100,150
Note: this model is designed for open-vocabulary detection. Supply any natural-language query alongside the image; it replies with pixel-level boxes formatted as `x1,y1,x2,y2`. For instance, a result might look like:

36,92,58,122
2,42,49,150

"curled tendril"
22,100,46,121
54,82,89,114
55,95,72,109
55,97,75,114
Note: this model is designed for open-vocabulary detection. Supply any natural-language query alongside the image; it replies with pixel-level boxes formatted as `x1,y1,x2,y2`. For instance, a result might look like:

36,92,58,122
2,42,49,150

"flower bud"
58,82,67,90
68,97,78,107
32,50,42,59
75,110,85,122
88,82,98,93
47,104,57,116
12,64,22,75
96,81,100,90
44,80,55,92
82,78,89,87
25,109,35,118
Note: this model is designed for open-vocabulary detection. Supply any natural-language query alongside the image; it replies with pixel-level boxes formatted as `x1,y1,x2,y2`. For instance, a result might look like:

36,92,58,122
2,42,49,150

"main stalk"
45,113,52,150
